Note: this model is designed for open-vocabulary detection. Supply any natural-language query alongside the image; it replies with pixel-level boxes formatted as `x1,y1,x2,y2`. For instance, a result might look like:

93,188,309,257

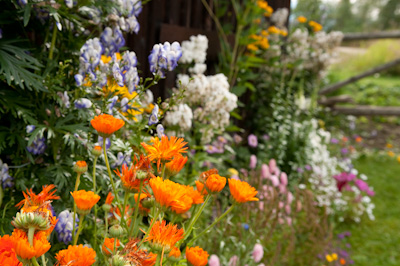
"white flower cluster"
163,35,238,143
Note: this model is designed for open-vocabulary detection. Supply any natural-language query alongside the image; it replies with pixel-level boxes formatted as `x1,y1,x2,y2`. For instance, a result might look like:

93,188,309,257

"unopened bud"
136,170,148,180
102,204,112,213
73,161,88,174
13,211,50,232
91,146,102,157
109,224,125,238
110,254,130,266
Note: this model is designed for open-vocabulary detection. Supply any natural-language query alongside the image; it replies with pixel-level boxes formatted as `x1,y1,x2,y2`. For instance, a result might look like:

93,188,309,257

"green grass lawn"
335,155,400,265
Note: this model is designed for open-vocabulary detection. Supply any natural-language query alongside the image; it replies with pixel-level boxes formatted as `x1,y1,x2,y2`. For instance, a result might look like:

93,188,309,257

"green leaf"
23,4,31,26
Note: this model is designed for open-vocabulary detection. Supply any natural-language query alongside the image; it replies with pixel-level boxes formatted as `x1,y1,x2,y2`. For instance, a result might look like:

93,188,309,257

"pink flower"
285,205,291,215
269,175,279,187
279,184,287,194
252,243,264,263
261,164,270,179
231,175,240,180
287,192,294,204
229,255,239,266
286,217,292,226
248,134,258,147
269,159,277,174
259,201,264,211
250,155,257,169
280,172,288,186
209,255,220,266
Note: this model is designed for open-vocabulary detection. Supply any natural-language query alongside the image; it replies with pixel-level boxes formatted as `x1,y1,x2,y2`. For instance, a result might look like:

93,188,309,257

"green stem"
103,139,122,208
187,204,236,246
28,227,35,246
161,163,166,179
73,214,85,245
113,237,117,255
71,173,81,242
155,253,161,266
48,21,57,60
41,255,46,266
120,192,129,230
182,195,212,243
31,257,40,266
103,212,109,244
0,184,3,208
130,180,143,237
74,173,81,192
93,157,98,250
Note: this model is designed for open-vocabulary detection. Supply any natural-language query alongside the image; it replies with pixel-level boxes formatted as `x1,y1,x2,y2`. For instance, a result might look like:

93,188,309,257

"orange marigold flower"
199,169,218,182
102,238,120,256
186,186,204,204
141,136,188,171
169,246,181,258
0,235,22,266
11,229,50,260
56,244,96,266
340,258,346,265
71,190,100,214
205,174,226,193
165,154,188,176
186,246,209,266
195,181,208,196
123,238,157,266
145,220,184,252
297,16,307,23
105,192,114,205
114,155,152,192
91,114,125,138
149,177,193,214
355,136,362,143
228,179,259,203
16,184,60,209
110,205,133,224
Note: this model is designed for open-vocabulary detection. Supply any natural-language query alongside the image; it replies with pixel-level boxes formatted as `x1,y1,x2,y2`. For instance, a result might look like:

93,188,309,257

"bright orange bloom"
340,258,346,265
149,177,193,213
169,246,181,258
105,192,114,205
16,184,60,208
186,246,209,266
355,136,362,143
55,244,96,266
114,155,152,192
75,161,87,168
268,26,281,34
199,169,218,182
186,186,204,204
195,181,208,195
165,154,188,176
134,193,150,213
123,238,156,266
0,235,22,266
10,229,50,260
228,179,259,203
110,205,133,225
309,20,323,32
71,190,100,213
297,16,307,23
205,174,226,193
91,114,125,138
102,238,120,256
145,220,184,251
141,136,188,171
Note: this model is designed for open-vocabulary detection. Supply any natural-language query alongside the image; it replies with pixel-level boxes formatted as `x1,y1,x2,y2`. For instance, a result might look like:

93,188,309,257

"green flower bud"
109,224,125,238
91,146,103,157
73,161,88,174
12,211,50,232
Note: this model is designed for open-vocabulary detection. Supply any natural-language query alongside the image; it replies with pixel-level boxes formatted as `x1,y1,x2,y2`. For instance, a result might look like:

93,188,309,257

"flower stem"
93,156,98,250
113,237,117,256
139,207,161,246
41,255,47,266
103,211,109,244
129,180,143,237
74,173,81,192
73,214,85,245
48,21,57,60
71,173,81,242
182,194,211,242
28,227,35,246
188,204,235,246
31,257,40,266
103,139,122,208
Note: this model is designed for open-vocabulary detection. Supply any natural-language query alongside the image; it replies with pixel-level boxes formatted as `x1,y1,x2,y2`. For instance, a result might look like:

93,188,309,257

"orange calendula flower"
205,174,226,193
91,114,125,138
56,244,96,266
105,192,114,205
149,177,193,214
16,184,60,208
114,155,152,192
355,136,362,143
186,186,204,204
186,246,209,266
102,238,120,256
228,179,259,203
141,135,188,171
0,235,22,266
123,238,157,266
11,229,51,260
71,190,100,214
195,181,208,195
166,154,188,176
145,220,184,252
340,258,346,265
297,16,307,23
309,20,323,32
169,246,181,258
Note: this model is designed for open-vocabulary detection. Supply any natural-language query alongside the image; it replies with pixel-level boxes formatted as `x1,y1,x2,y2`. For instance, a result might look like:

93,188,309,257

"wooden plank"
343,31,400,41
318,95,354,106
333,106,400,116
319,58,400,95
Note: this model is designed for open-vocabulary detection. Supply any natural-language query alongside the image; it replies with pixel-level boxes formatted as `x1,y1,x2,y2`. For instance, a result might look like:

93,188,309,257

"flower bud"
102,203,112,213
73,161,88,174
12,211,50,232
91,145,102,157
109,224,125,238
110,254,130,266
136,170,148,180
141,196,154,209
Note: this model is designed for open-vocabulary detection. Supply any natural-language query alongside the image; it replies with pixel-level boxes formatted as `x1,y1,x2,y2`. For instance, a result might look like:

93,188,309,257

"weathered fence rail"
343,31,400,41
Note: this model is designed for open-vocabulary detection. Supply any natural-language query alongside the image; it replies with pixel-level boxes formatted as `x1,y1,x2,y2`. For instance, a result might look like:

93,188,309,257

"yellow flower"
326,254,333,262
386,143,393,149
388,151,395,157
268,26,280,34
247,44,259,51
331,253,338,260
227,168,239,177
297,16,307,23
309,20,323,32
